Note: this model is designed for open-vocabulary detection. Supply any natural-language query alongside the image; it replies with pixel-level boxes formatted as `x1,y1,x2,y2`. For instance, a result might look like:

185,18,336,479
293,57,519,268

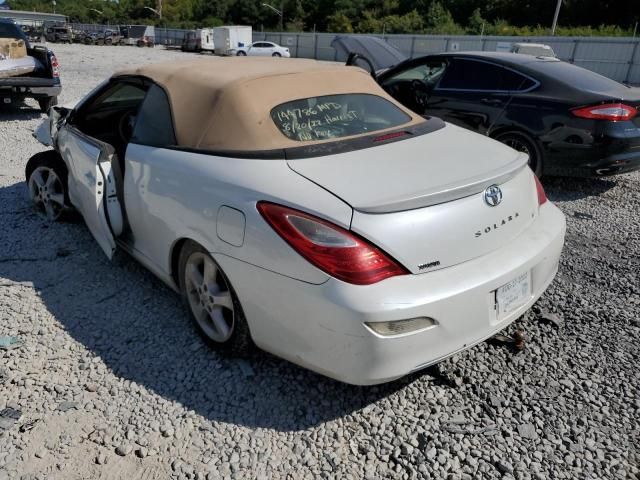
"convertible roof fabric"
114,57,424,151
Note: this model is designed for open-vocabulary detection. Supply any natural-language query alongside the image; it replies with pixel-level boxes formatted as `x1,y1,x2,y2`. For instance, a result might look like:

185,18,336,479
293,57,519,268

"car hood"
287,123,528,214
331,35,407,72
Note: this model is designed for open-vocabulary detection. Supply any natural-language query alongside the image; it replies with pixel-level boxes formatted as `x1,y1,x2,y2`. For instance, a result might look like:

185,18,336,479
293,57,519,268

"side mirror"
51,105,71,118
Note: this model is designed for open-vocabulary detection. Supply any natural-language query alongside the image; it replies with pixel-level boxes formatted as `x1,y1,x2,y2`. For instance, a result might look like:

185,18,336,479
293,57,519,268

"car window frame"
381,58,449,86
67,76,148,132
434,57,540,94
130,81,178,148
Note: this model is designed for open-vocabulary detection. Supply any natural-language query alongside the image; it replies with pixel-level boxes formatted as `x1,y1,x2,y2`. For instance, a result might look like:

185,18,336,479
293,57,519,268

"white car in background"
235,41,290,57
28,58,565,385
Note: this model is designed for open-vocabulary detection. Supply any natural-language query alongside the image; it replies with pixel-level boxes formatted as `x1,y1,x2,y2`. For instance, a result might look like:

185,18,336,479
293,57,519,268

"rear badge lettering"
475,212,519,238
418,260,441,271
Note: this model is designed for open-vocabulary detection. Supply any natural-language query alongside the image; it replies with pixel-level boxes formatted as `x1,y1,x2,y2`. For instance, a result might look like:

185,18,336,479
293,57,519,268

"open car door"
57,126,124,259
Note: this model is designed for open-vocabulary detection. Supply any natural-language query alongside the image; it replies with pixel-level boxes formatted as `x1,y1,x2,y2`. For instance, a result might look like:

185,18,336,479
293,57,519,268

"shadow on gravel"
0,182,422,432
542,175,617,201
0,102,43,122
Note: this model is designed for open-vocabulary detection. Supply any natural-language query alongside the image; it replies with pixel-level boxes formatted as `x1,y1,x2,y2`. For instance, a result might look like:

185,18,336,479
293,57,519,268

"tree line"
7,0,639,36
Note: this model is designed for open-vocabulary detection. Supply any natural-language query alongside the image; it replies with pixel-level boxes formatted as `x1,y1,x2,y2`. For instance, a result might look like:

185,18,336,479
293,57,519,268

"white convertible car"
28,58,566,385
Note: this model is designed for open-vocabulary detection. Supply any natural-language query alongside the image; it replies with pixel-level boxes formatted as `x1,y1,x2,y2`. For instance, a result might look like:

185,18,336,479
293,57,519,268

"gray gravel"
1,44,639,480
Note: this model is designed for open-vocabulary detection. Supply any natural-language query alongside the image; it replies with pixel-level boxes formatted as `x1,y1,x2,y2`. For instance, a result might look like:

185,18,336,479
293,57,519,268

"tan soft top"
114,57,424,151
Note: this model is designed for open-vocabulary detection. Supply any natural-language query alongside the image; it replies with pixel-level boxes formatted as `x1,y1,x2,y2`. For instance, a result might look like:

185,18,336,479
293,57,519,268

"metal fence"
54,23,640,84
253,32,640,84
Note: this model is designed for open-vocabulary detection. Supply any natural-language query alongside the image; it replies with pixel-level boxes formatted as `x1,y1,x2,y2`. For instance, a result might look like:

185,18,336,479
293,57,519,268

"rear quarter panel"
123,144,353,285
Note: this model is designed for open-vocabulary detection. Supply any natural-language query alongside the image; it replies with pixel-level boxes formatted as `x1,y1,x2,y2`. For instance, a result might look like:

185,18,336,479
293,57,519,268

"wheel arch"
488,124,537,143
488,126,545,176
169,237,191,289
169,236,220,289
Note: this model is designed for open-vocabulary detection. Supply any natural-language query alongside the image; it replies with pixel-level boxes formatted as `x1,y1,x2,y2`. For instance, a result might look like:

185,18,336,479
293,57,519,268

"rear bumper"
215,202,566,385
0,78,61,99
543,120,640,177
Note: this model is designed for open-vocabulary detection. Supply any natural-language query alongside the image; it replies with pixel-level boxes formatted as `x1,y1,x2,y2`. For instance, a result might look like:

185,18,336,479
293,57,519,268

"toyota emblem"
484,185,503,207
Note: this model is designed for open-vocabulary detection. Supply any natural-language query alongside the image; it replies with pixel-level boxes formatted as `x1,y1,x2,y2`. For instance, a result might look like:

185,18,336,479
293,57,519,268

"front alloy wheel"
26,151,70,221
28,166,65,220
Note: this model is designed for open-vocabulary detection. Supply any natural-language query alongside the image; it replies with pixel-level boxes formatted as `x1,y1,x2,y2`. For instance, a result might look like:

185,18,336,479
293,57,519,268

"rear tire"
178,241,252,355
25,150,71,221
38,96,57,114
236,51,246,56
494,131,543,178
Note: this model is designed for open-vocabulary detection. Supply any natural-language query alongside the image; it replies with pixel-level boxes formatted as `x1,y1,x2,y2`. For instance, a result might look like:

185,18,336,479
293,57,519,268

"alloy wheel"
184,252,235,342
28,166,65,221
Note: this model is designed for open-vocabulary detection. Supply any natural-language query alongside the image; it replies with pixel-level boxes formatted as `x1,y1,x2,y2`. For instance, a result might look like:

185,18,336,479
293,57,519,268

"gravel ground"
1,44,639,480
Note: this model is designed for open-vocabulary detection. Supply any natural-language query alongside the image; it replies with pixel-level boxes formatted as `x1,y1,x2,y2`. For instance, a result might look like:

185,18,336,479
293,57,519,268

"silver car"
29,57,566,385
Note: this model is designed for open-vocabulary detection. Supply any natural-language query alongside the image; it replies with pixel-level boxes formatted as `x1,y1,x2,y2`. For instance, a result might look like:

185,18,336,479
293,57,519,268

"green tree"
327,12,353,33
466,8,485,34
425,1,464,34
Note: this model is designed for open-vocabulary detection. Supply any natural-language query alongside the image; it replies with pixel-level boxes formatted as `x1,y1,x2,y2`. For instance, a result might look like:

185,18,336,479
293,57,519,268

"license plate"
496,271,531,316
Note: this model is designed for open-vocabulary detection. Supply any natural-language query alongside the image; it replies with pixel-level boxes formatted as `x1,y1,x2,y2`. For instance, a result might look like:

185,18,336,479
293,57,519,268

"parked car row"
20,24,155,47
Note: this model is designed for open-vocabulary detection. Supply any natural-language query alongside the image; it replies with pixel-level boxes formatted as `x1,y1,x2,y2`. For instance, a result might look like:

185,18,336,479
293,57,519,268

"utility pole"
262,3,283,31
551,0,562,35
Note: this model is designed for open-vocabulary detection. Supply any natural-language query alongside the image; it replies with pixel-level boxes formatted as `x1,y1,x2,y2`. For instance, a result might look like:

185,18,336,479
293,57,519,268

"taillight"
534,175,547,205
571,102,636,121
51,54,60,78
257,202,408,285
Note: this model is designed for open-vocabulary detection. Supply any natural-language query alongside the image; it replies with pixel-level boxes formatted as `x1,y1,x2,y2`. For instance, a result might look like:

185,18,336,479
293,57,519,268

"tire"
105,38,112,46
236,51,246,56
178,241,252,355
38,96,58,114
25,150,71,221
272,52,281,57
494,131,543,178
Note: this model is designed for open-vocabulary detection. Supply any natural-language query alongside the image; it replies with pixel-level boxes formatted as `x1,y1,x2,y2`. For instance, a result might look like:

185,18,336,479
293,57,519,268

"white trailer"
212,26,252,56
182,28,214,53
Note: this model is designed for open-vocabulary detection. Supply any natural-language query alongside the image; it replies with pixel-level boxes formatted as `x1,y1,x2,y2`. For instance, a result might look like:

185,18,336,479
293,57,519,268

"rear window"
0,22,25,40
271,94,411,142
531,60,629,92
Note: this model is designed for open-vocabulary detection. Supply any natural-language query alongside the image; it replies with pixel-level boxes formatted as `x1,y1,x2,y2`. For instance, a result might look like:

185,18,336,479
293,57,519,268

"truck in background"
212,26,252,56
182,28,214,53
0,18,61,113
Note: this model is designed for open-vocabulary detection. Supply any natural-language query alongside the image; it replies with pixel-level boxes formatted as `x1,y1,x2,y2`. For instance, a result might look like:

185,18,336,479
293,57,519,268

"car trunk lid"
287,123,528,213
287,123,538,273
